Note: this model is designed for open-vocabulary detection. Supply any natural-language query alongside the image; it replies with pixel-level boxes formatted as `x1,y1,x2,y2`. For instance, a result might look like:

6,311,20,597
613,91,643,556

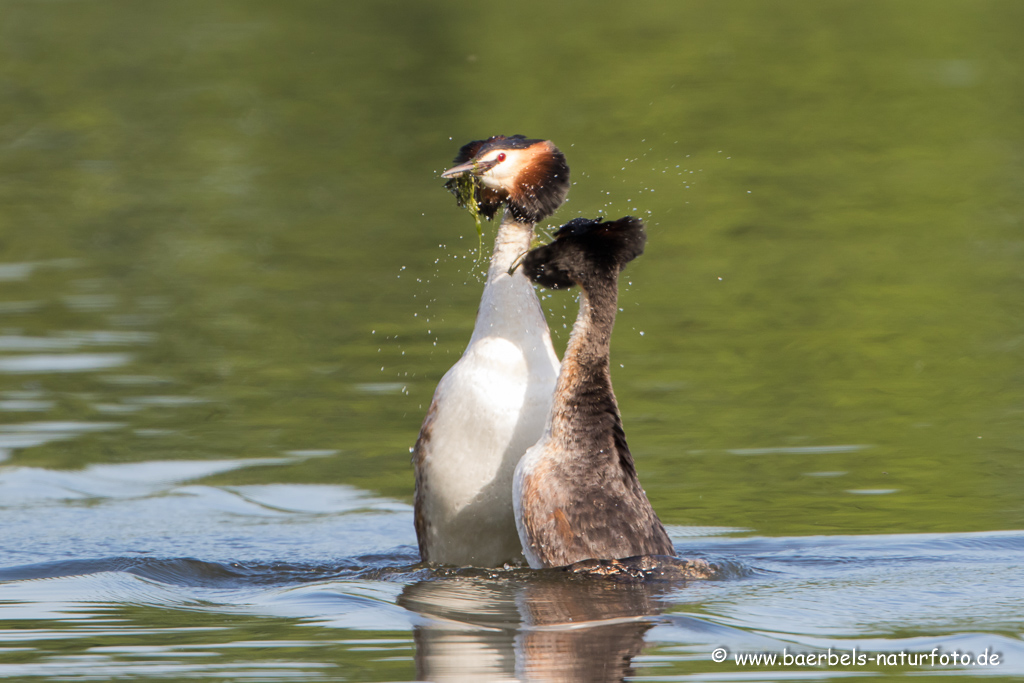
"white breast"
415,235,559,567
512,434,552,570
418,335,557,566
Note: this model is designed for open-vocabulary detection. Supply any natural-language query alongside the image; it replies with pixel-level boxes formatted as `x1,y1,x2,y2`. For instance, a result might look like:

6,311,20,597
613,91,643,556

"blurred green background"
2,0,1022,536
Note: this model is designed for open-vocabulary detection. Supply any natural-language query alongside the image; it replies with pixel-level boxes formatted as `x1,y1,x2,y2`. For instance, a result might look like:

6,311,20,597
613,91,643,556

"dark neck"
549,273,620,442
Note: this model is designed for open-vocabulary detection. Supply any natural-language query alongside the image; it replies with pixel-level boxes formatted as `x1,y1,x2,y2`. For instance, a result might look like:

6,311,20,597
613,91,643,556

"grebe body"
513,217,674,569
413,136,569,567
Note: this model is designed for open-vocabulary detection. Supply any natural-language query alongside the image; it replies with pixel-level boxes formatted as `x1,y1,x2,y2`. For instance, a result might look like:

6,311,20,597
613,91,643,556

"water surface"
2,1,1023,680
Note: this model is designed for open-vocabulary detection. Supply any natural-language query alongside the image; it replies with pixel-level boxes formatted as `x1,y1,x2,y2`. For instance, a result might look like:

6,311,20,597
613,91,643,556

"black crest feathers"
443,135,569,223
522,217,646,290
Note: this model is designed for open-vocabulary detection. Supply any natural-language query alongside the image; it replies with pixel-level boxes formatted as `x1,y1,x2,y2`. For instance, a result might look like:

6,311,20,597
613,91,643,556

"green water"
3,3,1024,682
3,1,1023,535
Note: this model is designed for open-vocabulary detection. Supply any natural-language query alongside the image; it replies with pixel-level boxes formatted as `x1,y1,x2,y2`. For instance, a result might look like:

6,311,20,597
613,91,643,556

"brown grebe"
413,136,569,567
513,216,675,568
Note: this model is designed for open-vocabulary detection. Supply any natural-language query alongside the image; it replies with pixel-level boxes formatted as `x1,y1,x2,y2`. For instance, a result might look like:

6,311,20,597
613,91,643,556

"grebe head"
441,135,570,223
523,216,646,290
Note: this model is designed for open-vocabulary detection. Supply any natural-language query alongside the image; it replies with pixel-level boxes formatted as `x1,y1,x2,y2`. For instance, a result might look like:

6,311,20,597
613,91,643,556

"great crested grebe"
413,136,569,567
513,216,675,569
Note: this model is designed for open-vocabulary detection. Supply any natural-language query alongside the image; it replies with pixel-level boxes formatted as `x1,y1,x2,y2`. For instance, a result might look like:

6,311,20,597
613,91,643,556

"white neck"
468,211,546,346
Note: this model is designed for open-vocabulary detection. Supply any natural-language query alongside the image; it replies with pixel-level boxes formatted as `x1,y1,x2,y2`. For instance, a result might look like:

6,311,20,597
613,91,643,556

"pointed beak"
441,158,499,179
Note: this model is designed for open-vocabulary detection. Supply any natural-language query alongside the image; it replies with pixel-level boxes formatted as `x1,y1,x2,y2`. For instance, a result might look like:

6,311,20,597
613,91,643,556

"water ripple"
0,353,133,373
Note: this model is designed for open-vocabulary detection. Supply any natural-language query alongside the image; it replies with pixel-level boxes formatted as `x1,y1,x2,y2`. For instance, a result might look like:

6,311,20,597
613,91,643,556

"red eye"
496,152,506,162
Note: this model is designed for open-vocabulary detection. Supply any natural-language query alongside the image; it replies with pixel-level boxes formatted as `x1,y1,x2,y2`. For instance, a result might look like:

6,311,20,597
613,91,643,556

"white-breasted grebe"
413,136,569,567
513,216,675,569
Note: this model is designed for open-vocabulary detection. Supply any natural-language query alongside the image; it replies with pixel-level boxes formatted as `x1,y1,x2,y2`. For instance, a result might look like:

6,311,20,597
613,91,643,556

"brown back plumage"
516,216,675,568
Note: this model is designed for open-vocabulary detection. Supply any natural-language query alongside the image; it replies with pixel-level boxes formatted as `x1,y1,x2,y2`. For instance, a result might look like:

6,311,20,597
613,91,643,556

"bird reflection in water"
398,567,703,683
